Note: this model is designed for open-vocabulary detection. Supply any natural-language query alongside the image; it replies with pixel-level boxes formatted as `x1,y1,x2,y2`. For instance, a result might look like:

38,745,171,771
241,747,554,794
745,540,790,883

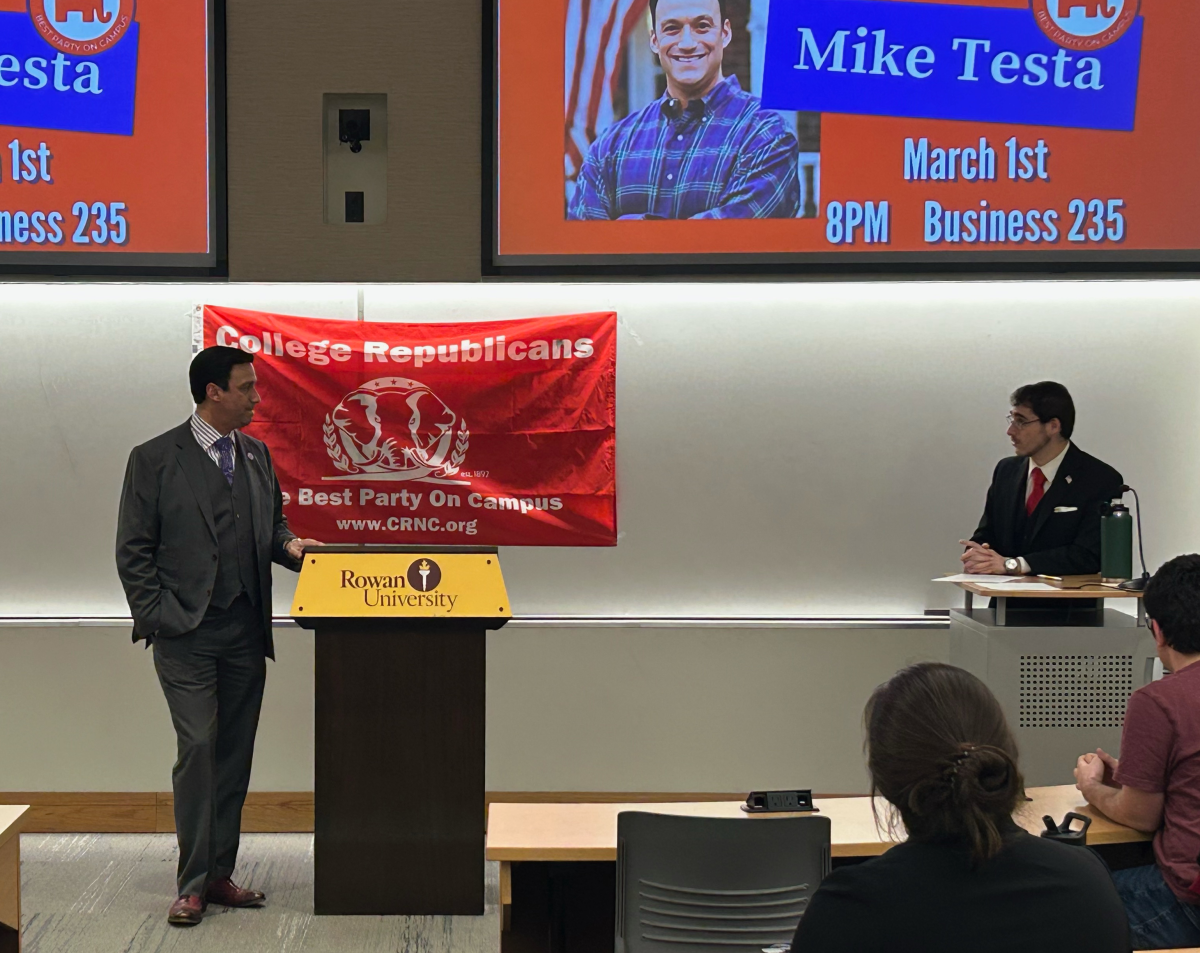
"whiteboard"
2,279,1197,618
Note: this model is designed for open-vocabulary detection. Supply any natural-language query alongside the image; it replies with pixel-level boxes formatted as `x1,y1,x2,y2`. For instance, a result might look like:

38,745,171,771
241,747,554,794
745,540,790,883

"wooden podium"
292,545,511,916
948,577,1153,786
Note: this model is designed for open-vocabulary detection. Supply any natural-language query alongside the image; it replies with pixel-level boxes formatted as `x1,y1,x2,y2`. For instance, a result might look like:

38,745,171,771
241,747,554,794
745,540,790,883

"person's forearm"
1080,780,1161,832
116,530,164,617
689,171,796,220
1024,544,1100,577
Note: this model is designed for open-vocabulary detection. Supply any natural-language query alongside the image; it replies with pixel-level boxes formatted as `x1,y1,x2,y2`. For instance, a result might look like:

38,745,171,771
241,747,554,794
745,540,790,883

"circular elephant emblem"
1032,0,1138,51
30,0,136,55
323,377,469,482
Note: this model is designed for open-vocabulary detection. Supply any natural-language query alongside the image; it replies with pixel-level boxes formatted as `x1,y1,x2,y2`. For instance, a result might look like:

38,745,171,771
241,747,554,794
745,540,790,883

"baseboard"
154,793,315,834
0,793,313,834
0,791,859,834
0,793,159,833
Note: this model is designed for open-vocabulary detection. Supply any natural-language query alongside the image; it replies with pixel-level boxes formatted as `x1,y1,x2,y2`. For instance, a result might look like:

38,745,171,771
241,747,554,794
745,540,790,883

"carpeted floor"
19,833,500,953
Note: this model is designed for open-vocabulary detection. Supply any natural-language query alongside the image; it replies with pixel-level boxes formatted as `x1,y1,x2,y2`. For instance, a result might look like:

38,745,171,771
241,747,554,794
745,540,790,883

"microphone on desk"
1115,484,1150,591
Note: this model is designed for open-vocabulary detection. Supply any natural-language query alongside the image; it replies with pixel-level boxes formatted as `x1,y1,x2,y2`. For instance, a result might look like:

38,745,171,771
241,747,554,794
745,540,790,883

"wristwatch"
1004,558,1021,573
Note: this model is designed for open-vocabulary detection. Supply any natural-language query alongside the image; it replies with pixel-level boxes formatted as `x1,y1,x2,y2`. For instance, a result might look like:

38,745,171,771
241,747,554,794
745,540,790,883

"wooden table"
953,578,1146,626
0,806,28,953
488,787,1150,952
487,785,1146,863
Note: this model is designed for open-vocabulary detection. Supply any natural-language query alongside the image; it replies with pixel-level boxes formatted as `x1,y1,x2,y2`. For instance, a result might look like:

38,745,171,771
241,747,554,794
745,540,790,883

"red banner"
201,306,617,546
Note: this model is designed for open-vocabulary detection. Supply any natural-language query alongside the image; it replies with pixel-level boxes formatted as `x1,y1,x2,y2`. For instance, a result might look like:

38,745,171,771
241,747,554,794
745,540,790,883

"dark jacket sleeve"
1023,465,1124,576
970,460,1005,549
265,442,302,572
115,445,186,638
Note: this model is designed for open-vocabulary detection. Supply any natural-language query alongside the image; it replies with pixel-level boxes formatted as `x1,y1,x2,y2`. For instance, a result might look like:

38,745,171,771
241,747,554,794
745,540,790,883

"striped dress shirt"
190,413,238,473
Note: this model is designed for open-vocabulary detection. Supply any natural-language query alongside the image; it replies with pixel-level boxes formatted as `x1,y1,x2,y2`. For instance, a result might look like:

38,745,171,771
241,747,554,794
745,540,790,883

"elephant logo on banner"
1031,0,1139,51
323,377,470,484
28,0,136,55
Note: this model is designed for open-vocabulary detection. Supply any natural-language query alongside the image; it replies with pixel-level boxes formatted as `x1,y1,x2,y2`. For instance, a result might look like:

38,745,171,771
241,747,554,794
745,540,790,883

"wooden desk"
0,806,28,953
487,785,1147,862
952,578,1145,626
488,787,1149,950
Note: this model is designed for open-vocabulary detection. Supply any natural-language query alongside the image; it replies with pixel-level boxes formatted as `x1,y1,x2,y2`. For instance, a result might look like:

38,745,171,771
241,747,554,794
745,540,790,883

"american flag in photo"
565,0,651,182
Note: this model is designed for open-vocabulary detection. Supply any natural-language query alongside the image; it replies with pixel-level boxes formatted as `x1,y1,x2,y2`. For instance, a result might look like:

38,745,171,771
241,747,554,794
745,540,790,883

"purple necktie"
213,435,234,486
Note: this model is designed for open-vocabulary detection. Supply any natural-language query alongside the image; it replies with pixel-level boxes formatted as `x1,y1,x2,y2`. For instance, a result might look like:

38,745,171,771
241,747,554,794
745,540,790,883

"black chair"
615,811,832,953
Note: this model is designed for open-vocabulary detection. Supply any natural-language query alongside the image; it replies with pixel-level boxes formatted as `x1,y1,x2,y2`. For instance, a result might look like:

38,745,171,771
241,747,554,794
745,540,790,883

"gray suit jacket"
115,421,301,659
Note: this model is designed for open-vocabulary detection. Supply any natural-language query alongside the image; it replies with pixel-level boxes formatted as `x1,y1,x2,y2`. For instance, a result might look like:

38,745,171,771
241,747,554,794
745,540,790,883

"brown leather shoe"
205,877,266,908
167,894,205,925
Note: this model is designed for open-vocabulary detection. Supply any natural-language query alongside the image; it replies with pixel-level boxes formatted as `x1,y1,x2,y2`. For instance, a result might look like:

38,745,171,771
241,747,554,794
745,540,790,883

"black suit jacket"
971,443,1123,577
115,421,300,658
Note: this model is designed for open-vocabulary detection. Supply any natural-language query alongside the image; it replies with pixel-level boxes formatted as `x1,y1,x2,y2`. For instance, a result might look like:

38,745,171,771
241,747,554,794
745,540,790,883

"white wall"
4,280,1197,619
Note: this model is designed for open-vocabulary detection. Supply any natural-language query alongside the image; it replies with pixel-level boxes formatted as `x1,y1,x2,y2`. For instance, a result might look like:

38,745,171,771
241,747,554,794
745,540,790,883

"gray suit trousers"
152,595,266,898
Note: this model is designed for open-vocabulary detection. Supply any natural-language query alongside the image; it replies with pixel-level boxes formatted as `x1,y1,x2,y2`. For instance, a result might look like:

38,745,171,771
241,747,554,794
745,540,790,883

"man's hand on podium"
286,538,324,561
959,539,1011,575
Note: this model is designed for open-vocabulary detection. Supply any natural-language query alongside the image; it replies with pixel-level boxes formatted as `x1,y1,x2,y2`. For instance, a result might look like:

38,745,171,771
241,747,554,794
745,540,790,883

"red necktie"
1026,467,1046,516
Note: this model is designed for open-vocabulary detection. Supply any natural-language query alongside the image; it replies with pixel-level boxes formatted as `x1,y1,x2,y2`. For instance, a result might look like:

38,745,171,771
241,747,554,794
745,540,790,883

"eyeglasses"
1006,413,1042,429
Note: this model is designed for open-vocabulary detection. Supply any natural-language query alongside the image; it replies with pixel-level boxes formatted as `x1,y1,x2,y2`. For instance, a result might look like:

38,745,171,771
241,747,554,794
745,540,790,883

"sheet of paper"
932,574,1024,584
972,582,1061,593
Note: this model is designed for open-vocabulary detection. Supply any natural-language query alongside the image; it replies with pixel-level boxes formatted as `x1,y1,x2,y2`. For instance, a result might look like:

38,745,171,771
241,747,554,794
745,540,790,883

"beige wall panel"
0,625,945,795
485,626,950,795
0,627,313,793
225,0,481,281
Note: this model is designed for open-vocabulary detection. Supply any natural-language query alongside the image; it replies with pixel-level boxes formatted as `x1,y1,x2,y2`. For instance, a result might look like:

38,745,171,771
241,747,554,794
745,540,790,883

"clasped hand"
1075,749,1119,791
958,539,1011,575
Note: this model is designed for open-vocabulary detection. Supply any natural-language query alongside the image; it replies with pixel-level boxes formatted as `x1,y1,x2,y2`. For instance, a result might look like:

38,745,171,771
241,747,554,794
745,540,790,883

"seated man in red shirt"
1075,553,1200,950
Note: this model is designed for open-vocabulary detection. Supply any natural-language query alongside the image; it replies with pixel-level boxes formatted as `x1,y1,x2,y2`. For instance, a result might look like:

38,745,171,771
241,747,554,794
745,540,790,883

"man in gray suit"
116,346,320,926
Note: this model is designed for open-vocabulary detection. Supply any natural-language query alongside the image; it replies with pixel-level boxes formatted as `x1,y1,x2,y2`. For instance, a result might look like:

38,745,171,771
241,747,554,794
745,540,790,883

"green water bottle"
1101,500,1134,582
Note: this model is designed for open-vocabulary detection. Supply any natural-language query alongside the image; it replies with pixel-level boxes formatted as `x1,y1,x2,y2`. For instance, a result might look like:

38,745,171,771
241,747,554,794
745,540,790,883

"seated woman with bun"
791,662,1130,953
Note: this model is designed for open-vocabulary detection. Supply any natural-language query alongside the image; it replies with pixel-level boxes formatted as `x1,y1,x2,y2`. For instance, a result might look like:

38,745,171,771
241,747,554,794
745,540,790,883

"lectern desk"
949,580,1154,786
956,577,1147,627
292,545,510,916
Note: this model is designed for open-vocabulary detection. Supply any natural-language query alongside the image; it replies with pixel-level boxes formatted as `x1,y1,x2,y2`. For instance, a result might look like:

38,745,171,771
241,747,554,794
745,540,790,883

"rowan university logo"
407,558,442,592
1032,0,1139,51
29,0,136,55
323,377,470,484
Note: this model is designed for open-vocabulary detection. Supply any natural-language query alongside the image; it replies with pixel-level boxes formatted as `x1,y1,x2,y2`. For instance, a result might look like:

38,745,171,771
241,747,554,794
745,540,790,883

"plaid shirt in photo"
568,76,800,221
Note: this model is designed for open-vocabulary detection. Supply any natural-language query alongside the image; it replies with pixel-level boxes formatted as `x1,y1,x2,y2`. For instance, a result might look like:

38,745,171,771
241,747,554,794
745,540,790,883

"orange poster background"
497,0,1200,258
0,0,211,255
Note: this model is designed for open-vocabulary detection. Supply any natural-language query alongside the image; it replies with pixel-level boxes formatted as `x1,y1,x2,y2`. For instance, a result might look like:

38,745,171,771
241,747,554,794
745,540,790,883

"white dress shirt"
1017,441,1070,573
190,413,238,473
1025,440,1069,501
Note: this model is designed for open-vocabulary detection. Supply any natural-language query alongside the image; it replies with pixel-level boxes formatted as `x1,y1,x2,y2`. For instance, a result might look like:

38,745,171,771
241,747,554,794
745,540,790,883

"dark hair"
1010,381,1075,439
189,346,254,405
649,0,728,27
865,663,1024,866
1143,554,1200,655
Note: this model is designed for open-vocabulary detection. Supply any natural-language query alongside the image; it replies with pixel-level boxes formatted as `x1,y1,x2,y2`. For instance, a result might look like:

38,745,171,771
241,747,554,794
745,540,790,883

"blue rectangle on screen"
761,0,1142,132
0,12,139,136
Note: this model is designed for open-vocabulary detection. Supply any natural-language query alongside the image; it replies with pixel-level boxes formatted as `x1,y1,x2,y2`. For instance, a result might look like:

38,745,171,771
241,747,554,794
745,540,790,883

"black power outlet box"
742,789,818,813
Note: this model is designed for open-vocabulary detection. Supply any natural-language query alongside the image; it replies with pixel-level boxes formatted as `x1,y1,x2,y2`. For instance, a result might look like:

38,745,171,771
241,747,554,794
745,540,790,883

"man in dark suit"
961,381,1122,577
116,346,320,926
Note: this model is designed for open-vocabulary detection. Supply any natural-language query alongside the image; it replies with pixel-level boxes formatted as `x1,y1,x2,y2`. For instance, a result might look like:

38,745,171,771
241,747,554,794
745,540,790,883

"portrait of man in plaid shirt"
568,0,800,221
